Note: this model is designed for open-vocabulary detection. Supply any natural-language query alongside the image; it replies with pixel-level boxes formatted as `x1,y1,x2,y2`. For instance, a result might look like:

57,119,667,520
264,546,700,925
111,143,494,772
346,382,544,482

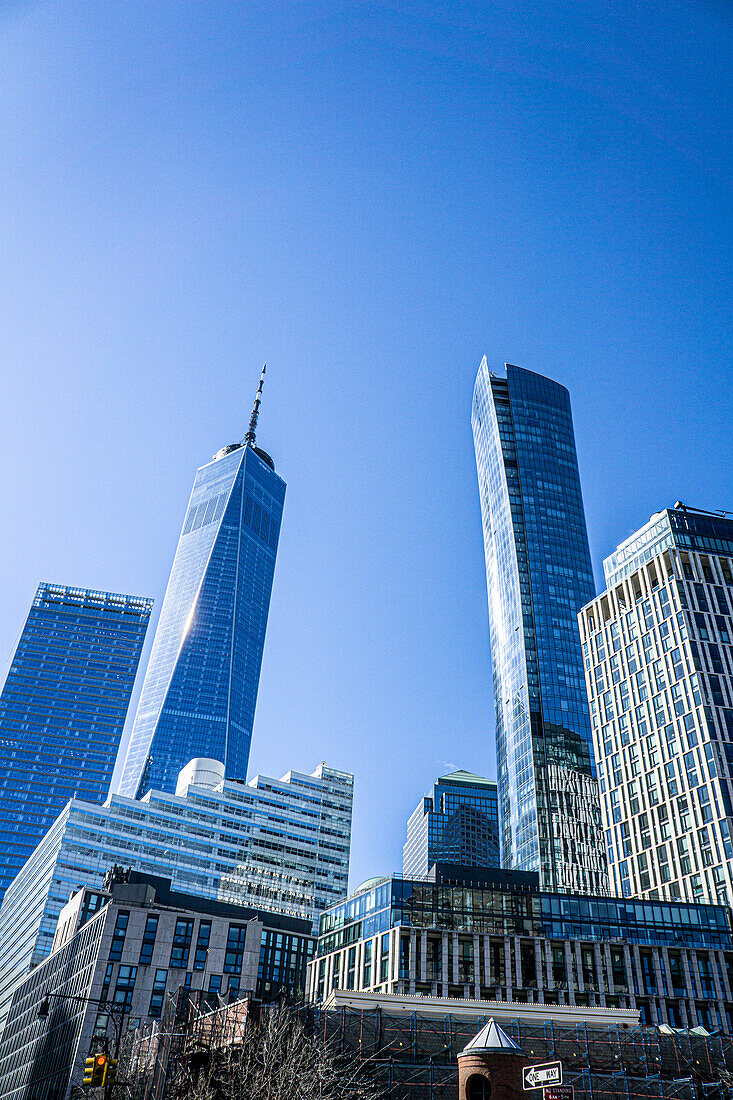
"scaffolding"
122,999,733,1100
302,1007,733,1100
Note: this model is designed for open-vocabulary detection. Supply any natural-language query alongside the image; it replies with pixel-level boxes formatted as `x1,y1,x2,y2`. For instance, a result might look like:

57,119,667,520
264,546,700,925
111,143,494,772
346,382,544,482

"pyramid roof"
438,770,496,787
460,1018,525,1055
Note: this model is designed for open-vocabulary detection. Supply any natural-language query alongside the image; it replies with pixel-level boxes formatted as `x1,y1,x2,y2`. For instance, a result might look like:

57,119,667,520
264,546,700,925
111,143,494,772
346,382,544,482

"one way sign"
523,1062,563,1090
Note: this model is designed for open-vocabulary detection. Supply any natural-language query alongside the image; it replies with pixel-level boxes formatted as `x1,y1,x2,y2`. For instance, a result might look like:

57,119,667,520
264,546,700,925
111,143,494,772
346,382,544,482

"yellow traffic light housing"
91,1053,107,1086
83,1056,96,1086
82,1051,108,1086
105,1059,118,1086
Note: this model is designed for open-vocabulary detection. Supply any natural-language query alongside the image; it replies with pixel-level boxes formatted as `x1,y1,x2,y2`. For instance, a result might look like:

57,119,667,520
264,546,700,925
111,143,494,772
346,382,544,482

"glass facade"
317,874,731,956
471,359,606,892
118,442,285,798
0,760,352,1028
403,771,499,877
0,583,152,901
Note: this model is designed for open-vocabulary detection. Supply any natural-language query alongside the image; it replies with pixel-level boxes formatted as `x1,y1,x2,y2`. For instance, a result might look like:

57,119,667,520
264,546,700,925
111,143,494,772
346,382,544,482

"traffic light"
83,1053,108,1087
105,1059,118,1087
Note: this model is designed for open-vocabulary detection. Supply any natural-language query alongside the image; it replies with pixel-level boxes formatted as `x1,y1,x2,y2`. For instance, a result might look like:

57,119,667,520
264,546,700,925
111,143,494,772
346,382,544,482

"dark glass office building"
117,421,285,799
403,771,499,877
471,360,606,893
312,867,733,1031
0,583,152,900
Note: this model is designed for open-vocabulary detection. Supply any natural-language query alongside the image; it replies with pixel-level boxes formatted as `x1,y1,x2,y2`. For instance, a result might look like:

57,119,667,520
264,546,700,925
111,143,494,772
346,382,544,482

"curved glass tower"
118,371,285,798
471,359,607,893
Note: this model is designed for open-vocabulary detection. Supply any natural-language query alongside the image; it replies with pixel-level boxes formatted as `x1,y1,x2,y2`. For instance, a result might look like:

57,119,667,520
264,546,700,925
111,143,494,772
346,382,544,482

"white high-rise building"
579,505,733,907
0,758,352,1029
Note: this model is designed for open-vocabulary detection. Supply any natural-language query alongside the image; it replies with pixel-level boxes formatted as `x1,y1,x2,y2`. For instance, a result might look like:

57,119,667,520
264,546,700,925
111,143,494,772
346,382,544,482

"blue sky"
0,0,730,889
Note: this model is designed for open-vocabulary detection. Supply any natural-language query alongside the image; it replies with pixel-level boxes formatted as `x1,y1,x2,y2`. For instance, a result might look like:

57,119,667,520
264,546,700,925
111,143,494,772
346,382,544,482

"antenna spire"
244,364,266,446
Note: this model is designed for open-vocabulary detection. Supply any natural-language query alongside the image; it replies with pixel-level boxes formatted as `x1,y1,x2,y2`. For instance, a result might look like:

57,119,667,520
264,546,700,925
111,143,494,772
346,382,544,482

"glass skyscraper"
117,378,285,798
0,756,352,1027
0,583,152,901
403,771,500,877
471,359,606,893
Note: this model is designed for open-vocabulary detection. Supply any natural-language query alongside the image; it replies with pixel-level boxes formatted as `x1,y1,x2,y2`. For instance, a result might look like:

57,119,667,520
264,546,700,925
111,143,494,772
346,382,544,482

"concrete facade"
579,506,733,907
0,870,313,1100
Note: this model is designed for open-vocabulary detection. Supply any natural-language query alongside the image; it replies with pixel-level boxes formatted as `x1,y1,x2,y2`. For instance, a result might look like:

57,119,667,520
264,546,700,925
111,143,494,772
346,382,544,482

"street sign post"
523,1062,563,1090
544,1086,573,1100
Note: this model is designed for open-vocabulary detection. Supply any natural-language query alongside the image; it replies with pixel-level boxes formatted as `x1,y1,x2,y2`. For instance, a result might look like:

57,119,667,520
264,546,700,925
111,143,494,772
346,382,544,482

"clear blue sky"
0,1,730,890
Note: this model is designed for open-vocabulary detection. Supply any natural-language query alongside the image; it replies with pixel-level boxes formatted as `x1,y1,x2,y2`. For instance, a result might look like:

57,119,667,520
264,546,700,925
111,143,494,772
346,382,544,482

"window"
709,676,725,707
139,915,159,966
628,747,640,778
626,644,638,675
652,660,666,693
224,924,249,973
665,760,678,797
617,680,629,711
112,965,137,1010
581,947,595,985
636,670,648,702
610,948,626,987
618,714,630,746
148,969,167,1018
552,945,566,984
670,648,685,681
380,934,390,983
227,975,241,1001
194,922,211,971
628,780,640,816
610,754,622,787
694,584,709,612
683,751,699,788
677,836,692,876
466,1075,491,1100
657,845,671,883
109,912,130,962
101,962,114,1004
204,973,222,1009
363,940,373,987
169,919,194,969
347,946,357,989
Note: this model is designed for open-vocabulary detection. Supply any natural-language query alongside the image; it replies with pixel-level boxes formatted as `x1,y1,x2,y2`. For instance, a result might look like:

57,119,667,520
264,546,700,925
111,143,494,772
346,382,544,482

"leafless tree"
168,1004,383,1100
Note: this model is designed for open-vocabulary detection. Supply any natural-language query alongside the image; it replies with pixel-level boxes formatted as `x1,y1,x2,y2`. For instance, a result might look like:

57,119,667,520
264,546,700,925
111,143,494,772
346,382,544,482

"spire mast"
244,364,266,446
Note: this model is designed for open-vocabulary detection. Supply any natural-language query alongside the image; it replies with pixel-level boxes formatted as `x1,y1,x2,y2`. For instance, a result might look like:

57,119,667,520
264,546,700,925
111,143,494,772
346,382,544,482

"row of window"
109,910,251,974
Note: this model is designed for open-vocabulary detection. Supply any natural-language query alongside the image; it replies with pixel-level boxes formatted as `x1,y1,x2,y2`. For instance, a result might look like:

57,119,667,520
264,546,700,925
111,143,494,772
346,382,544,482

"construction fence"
123,995,733,1100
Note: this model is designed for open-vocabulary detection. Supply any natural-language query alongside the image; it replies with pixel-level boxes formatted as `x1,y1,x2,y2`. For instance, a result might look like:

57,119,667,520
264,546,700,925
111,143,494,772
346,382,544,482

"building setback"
0,758,352,1030
471,360,606,893
0,583,152,902
308,866,733,1032
403,771,499,878
579,504,733,908
0,869,313,1100
118,369,285,799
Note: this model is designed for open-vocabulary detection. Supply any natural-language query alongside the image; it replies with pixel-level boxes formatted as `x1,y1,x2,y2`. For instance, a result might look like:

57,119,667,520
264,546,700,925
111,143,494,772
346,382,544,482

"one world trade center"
117,368,285,798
